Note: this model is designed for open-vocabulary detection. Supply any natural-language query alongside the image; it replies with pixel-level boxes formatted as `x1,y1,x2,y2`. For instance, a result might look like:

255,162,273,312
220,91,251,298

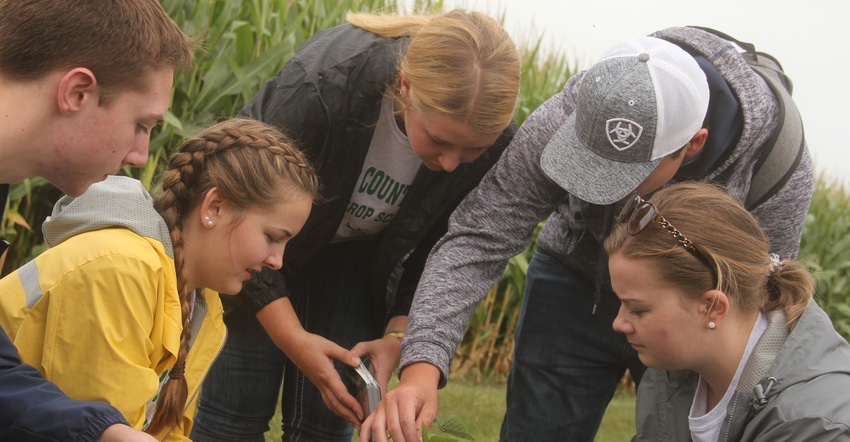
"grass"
263,377,636,441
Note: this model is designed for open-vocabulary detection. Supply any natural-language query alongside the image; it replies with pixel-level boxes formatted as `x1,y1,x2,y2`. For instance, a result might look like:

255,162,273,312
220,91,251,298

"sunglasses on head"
618,191,718,286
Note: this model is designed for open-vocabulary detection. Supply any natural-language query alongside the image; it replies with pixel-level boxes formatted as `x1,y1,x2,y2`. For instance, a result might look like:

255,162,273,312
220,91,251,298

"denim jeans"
499,250,646,442
191,240,384,442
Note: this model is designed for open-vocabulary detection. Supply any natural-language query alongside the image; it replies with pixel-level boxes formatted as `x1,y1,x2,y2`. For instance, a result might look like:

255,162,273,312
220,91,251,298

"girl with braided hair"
0,118,318,441
604,182,850,441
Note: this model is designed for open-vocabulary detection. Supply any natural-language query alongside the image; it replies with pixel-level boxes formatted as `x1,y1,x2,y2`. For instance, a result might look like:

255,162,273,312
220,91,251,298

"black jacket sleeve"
0,328,129,442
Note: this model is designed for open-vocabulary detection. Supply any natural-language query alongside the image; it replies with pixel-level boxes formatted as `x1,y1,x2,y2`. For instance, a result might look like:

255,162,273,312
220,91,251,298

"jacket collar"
42,176,173,258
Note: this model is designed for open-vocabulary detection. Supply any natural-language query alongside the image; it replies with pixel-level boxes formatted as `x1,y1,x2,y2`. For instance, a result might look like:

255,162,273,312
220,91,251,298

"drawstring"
592,205,616,315
592,249,608,315
753,377,777,406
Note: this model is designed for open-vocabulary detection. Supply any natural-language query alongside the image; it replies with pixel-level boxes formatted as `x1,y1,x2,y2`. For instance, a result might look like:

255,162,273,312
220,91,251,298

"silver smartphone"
345,360,381,418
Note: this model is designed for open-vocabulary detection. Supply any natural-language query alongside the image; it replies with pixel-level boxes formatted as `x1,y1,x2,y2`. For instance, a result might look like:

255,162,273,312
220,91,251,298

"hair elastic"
168,363,185,380
769,253,783,274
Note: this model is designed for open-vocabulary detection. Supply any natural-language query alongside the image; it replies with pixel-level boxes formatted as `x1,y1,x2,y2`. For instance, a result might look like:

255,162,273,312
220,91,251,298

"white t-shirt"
689,312,769,442
334,90,422,241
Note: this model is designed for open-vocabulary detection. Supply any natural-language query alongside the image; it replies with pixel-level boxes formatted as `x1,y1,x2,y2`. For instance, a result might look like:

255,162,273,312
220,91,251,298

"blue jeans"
191,240,384,442
499,250,646,442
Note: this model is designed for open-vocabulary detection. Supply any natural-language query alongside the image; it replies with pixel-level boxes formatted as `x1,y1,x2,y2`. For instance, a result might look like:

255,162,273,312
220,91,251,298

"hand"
359,362,440,442
96,424,157,442
287,329,364,427
350,334,402,396
255,298,364,426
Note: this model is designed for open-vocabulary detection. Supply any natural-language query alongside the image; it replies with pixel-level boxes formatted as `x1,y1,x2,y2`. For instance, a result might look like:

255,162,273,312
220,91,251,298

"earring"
397,88,404,96
204,216,213,227
708,321,716,329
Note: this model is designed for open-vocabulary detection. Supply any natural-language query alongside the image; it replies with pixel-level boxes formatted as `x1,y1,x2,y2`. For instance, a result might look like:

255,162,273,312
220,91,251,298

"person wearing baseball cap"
540,36,710,205
361,29,814,442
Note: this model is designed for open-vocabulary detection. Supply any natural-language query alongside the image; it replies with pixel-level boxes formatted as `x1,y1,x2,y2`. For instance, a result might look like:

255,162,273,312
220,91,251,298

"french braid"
147,118,318,434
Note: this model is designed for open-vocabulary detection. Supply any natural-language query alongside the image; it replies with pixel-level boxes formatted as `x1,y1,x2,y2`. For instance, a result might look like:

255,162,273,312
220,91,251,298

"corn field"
1,0,848,384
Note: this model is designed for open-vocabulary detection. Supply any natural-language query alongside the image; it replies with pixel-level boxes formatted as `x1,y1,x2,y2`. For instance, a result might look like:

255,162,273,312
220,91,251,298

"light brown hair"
604,182,813,329
347,9,520,134
147,118,318,434
0,0,194,104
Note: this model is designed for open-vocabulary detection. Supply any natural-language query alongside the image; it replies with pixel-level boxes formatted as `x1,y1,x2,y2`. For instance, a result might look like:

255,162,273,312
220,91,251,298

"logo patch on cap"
606,118,643,151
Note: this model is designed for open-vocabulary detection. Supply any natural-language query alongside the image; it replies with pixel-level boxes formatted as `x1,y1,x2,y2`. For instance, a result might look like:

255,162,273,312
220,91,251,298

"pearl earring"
204,216,213,226
708,321,716,329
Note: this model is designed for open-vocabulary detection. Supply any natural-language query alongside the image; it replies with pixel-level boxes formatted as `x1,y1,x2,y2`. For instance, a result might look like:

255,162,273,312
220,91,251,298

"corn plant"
514,37,579,126
1,178,62,276
798,176,850,341
145,0,403,188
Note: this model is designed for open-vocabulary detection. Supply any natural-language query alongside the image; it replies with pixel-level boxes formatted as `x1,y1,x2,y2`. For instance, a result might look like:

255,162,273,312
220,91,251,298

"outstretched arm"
256,297,365,426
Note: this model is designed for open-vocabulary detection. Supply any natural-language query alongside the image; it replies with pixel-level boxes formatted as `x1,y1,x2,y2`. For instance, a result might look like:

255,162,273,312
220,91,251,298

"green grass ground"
264,378,635,441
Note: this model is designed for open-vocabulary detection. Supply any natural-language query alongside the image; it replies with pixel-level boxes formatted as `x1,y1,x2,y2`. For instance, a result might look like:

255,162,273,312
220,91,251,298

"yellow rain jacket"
0,176,226,441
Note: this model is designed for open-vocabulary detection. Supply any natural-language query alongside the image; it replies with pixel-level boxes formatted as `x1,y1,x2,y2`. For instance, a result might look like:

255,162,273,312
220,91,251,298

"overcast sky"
405,0,848,187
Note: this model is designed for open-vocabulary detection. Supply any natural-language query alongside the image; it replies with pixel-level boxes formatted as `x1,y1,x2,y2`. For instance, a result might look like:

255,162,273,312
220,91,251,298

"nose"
265,247,284,271
124,138,150,167
437,149,461,172
612,305,633,334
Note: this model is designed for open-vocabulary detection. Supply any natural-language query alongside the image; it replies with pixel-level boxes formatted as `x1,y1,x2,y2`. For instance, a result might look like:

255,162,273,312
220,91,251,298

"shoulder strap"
689,26,806,209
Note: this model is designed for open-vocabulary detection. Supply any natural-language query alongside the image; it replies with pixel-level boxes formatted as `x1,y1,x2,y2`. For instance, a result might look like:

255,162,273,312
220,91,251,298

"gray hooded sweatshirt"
400,26,815,385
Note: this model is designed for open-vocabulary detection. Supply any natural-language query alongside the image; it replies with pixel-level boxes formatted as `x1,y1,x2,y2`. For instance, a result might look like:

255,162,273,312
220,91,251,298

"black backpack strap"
689,26,806,209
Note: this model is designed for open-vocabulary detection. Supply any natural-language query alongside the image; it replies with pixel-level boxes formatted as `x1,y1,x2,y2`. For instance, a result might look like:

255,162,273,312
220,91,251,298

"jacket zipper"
160,324,228,441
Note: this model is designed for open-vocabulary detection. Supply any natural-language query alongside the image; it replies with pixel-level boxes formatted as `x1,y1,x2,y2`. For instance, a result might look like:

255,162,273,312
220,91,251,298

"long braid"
145,133,205,435
146,118,318,435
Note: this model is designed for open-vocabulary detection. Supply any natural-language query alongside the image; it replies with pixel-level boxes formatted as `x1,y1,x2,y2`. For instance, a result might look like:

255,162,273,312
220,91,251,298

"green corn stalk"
798,175,850,341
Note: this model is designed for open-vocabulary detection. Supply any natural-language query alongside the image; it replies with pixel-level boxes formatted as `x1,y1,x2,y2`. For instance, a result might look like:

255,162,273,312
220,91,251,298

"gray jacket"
400,27,815,385
634,302,850,441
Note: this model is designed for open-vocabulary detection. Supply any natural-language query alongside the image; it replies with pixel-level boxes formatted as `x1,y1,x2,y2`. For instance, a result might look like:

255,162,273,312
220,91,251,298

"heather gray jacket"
400,27,815,385
633,303,850,441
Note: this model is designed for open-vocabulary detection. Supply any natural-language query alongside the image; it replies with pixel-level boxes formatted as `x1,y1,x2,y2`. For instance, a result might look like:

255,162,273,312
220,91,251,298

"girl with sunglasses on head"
605,182,850,441
0,118,318,441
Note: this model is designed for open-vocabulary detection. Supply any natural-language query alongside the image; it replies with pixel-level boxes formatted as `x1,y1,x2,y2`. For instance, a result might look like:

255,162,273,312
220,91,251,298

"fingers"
350,340,373,358
323,339,361,368
319,371,364,425
359,406,381,442
367,383,436,442
363,399,393,442
401,398,425,442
